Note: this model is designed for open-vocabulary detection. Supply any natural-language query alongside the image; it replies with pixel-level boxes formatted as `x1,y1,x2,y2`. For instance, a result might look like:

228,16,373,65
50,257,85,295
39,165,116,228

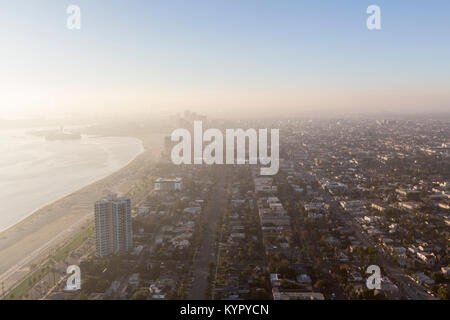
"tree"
176,282,186,299
130,288,149,300
358,289,386,300
77,292,89,300
437,285,449,300
314,279,331,292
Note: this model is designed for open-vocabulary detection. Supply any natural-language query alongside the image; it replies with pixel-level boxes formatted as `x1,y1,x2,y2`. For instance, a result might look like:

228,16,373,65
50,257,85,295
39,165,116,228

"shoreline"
0,136,146,235
0,133,165,294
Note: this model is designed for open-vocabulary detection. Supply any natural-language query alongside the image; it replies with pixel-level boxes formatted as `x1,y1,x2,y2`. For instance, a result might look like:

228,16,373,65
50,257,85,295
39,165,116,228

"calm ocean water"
0,129,144,232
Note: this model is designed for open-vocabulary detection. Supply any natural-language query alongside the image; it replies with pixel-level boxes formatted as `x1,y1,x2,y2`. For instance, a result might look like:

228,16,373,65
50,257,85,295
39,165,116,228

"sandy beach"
0,133,164,293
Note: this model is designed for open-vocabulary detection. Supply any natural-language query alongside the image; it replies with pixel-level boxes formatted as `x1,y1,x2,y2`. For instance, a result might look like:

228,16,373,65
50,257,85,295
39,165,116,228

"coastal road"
187,174,226,300
0,215,90,298
0,135,164,298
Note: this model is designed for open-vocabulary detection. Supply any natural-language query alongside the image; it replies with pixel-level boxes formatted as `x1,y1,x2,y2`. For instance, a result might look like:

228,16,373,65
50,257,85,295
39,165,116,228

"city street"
188,174,226,300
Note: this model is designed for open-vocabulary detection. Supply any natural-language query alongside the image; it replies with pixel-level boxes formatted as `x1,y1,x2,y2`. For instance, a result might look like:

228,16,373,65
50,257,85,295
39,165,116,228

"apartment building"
95,194,133,257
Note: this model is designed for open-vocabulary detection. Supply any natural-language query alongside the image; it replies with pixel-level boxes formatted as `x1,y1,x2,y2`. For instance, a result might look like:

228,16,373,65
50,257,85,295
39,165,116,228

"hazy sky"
1,0,449,118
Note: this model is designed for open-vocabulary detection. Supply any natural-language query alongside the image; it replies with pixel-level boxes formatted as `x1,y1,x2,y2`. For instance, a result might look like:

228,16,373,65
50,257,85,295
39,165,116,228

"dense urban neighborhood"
4,117,449,300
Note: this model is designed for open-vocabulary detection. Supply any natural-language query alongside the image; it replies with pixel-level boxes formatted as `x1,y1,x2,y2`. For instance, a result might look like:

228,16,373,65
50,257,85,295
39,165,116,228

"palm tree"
51,266,56,286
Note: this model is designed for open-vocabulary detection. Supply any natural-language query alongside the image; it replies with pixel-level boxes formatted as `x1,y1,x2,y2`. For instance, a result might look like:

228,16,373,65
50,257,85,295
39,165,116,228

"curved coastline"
0,136,145,235
0,133,164,293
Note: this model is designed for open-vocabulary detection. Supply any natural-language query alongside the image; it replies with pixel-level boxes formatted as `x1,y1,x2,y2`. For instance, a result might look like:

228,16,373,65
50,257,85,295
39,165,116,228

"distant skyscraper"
95,194,133,258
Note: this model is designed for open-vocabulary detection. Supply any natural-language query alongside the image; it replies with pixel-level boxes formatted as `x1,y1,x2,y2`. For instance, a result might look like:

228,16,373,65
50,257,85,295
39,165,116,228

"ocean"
0,129,144,233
